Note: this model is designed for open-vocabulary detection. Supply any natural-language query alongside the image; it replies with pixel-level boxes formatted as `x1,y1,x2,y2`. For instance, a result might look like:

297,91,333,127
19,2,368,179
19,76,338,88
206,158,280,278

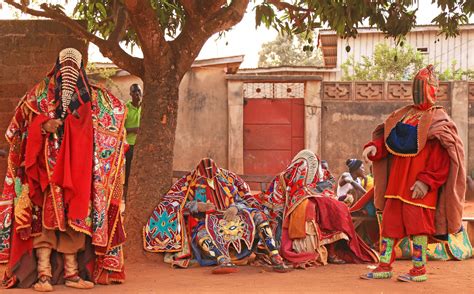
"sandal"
270,254,291,273
211,263,239,274
65,275,95,289
328,255,346,264
360,271,393,280
33,276,53,292
397,273,427,282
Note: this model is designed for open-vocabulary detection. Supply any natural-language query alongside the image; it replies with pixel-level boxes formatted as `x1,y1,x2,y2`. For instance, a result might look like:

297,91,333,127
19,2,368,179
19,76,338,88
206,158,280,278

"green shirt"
125,101,141,145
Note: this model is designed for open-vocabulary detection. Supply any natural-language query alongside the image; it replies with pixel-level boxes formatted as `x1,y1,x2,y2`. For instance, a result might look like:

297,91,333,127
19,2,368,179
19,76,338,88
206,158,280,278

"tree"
258,33,323,67
5,0,473,261
341,43,425,81
438,60,474,80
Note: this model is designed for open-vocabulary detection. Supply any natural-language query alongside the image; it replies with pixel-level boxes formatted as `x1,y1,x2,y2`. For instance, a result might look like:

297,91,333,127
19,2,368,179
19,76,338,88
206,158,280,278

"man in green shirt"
124,84,142,194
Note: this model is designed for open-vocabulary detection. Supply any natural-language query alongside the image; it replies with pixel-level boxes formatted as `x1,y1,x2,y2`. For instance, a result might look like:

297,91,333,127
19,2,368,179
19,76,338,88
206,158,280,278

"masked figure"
361,65,467,282
143,158,289,274
0,48,127,291
251,150,379,268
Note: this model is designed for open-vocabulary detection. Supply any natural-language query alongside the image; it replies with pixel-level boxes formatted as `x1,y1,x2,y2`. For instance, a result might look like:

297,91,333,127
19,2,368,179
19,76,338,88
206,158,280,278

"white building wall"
332,28,474,80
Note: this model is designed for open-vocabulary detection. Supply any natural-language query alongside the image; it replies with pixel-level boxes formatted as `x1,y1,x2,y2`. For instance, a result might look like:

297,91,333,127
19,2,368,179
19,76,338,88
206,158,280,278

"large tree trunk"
124,67,180,262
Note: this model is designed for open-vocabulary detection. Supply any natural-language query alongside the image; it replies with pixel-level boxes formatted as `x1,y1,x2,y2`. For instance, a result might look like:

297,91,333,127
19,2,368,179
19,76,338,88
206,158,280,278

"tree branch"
171,0,250,77
124,0,169,63
178,0,195,17
108,5,128,42
266,0,314,12
204,0,250,35
5,0,144,78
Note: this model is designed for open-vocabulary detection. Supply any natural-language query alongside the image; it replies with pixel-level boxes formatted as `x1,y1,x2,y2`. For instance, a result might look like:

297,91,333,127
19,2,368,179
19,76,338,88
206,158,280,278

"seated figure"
251,150,379,268
143,158,289,274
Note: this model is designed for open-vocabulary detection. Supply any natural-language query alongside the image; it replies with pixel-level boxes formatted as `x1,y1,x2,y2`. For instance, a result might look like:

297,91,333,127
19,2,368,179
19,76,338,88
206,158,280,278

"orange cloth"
288,199,308,239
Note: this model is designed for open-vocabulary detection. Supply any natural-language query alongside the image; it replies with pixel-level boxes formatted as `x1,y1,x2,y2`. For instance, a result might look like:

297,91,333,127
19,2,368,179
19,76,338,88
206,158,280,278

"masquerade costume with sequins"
143,158,286,272
362,65,467,282
0,49,127,288
250,150,379,268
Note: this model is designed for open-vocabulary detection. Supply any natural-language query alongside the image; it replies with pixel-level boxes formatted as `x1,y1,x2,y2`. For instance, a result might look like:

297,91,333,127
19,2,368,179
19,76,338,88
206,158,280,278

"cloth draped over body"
371,105,466,235
367,105,471,261
143,158,255,268
0,65,127,287
251,150,379,268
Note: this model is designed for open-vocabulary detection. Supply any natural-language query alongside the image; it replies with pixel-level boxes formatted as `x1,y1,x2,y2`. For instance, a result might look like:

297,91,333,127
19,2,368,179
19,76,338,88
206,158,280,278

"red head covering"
413,64,439,110
412,65,439,110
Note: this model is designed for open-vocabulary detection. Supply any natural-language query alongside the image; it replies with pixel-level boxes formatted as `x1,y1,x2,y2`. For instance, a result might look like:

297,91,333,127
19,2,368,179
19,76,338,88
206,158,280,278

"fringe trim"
384,195,436,209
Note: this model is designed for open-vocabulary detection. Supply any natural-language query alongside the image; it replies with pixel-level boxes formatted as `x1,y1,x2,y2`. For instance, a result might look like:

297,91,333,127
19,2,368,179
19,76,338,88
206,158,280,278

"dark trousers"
124,145,134,201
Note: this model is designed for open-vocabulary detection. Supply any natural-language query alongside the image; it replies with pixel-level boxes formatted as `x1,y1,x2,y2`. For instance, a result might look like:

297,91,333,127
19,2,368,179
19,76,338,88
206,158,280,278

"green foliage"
258,33,323,67
341,43,425,81
437,60,474,80
15,1,474,54
73,0,139,46
255,0,473,45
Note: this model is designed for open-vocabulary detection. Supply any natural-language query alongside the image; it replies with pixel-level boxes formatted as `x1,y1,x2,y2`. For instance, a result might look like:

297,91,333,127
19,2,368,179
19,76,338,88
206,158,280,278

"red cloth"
350,187,374,213
280,228,318,264
367,137,449,209
312,197,378,263
25,114,51,207
52,102,94,220
381,198,435,239
280,197,378,265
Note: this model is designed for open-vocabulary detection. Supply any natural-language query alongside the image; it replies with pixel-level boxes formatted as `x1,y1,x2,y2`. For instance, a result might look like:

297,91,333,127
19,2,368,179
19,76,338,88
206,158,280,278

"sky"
0,0,471,68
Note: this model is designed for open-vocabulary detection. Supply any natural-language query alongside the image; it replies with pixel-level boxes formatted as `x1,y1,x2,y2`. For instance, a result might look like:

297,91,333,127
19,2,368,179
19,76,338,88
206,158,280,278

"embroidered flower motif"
149,210,177,239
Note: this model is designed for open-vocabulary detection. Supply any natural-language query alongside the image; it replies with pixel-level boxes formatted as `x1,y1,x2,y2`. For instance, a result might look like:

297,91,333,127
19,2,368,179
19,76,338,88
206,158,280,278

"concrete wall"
320,81,459,176
95,75,143,103
95,66,231,171
322,102,400,175
173,66,230,170
0,20,87,182
469,83,474,178
89,73,473,181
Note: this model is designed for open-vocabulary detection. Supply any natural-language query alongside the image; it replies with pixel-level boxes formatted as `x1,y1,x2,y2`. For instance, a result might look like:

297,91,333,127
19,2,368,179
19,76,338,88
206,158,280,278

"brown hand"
223,206,238,221
362,146,377,163
42,119,63,133
410,181,429,199
197,201,216,212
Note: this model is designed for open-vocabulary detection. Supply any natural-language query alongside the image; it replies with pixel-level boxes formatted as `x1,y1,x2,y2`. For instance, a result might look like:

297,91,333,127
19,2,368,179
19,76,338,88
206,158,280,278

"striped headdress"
412,65,439,110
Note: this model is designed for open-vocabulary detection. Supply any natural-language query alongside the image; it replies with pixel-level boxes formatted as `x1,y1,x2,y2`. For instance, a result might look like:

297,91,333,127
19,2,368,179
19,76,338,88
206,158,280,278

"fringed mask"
412,65,439,111
54,48,91,121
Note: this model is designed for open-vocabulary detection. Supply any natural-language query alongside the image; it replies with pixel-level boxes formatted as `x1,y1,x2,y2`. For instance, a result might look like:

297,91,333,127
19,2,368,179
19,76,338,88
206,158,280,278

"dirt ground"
2,202,474,293
1,259,473,294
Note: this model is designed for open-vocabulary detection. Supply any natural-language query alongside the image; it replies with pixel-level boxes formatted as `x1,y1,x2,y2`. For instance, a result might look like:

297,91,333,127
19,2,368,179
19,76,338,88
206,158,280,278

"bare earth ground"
2,202,474,294
1,260,473,294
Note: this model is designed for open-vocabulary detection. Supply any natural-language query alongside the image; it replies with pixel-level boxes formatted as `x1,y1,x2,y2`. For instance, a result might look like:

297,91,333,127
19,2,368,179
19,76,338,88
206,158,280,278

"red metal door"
243,98,304,186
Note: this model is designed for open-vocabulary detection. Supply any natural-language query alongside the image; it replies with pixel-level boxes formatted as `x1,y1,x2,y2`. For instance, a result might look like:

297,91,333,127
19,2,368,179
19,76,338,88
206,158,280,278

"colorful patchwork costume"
361,65,466,282
251,150,379,268
143,158,288,274
0,49,127,290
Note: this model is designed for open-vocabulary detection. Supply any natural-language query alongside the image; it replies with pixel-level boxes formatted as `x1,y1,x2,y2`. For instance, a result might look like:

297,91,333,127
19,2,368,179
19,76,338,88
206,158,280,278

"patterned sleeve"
226,171,254,211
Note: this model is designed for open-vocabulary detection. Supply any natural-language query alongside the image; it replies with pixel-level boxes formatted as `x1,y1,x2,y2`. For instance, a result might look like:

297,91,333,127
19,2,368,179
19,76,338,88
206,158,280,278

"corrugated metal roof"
319,23,474,35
